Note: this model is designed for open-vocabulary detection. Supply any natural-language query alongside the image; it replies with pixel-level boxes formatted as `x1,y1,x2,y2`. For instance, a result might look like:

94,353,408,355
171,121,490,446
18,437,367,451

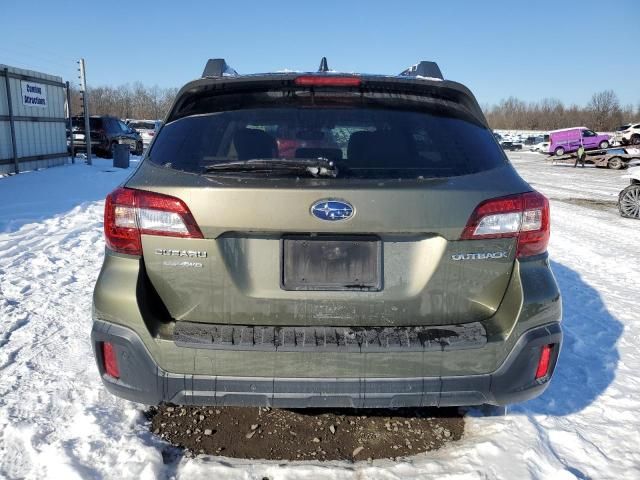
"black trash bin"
113,143,130,169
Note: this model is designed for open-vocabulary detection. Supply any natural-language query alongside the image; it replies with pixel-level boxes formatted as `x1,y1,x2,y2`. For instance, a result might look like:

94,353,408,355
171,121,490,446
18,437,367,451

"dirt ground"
148,405,464,461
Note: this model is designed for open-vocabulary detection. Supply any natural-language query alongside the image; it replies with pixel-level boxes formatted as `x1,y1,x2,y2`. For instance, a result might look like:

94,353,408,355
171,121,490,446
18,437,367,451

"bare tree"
69,83,178,120
484,90,638,131
587,90,622,131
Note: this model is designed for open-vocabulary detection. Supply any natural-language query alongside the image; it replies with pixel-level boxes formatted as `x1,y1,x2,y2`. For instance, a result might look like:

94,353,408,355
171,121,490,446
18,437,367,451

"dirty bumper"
91,320,561,408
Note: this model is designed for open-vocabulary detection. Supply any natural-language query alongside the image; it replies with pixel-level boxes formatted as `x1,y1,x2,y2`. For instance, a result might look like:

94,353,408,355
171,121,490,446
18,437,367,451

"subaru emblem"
310,199,354,221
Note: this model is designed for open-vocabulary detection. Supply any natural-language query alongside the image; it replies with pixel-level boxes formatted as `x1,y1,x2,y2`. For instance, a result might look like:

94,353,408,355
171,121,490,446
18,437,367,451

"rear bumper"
91,320,562,408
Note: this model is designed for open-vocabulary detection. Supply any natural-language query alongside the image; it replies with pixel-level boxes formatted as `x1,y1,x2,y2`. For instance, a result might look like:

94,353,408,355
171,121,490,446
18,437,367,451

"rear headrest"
233,128,278,160
347,130,416,167
346,131,375,163
295,147,343,162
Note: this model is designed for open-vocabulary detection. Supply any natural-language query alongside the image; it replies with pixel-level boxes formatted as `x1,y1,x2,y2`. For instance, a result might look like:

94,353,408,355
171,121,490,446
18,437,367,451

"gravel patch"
147,405,464,461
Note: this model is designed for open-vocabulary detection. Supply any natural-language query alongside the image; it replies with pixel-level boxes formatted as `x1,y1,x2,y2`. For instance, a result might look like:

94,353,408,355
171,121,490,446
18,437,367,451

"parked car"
126,119,162,149
69,116,143,157
618,160,640,218
615,123,640,146
547,127,610,156
500,141,523,151
524,136,540,145
91,58,561,409
613,124,631,145
530,141,549,152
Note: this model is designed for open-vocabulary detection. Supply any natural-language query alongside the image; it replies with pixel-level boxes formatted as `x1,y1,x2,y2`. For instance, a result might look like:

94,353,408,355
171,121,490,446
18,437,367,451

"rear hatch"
123,76,534,327
71,117,103,144
129,121,157,142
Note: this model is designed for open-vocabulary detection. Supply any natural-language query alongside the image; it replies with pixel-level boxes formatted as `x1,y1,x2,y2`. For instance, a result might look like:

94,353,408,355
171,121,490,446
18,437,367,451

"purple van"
548,127,610,156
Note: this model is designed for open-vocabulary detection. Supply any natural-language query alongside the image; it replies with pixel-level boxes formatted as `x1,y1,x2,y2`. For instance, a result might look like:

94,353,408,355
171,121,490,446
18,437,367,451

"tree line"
70,83,178,120
72,84,639,132
483,90,640,132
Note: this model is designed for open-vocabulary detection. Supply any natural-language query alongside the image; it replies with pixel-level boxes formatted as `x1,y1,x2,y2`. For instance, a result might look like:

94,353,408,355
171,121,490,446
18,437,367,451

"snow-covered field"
1,153,639,479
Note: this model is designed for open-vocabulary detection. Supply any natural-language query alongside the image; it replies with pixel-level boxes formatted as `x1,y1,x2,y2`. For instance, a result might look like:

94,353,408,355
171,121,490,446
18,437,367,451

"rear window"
149,96,505,179
129,121,156,130
72,117,103,130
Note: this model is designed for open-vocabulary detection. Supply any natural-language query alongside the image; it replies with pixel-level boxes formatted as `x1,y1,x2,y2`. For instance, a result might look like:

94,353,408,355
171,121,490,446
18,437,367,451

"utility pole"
65,81,74,163
77,58,92,165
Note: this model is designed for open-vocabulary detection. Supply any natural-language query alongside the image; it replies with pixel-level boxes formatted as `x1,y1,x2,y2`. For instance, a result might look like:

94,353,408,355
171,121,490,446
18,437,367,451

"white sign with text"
21,80,47,108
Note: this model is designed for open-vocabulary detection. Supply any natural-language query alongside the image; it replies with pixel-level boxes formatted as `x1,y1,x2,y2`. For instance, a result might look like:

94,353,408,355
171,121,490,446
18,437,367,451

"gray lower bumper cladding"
91,321,562,408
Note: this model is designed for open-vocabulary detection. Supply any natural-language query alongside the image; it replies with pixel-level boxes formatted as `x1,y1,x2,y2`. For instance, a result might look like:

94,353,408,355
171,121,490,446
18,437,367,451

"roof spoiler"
399,61,443,80
202,58,238,78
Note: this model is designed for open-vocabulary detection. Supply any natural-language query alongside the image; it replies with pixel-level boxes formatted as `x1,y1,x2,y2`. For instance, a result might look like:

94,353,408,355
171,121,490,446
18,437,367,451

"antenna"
318,57,329,72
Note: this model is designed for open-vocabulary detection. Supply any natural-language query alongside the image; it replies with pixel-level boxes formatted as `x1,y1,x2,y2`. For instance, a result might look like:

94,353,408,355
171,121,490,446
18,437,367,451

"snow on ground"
1,154,639,479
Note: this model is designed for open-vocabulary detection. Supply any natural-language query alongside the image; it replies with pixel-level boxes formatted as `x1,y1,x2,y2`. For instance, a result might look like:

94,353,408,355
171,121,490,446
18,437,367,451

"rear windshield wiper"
202,158,338,177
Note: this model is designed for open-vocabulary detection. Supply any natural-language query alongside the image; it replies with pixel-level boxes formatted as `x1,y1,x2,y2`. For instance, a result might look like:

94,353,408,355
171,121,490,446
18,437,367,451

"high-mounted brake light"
104,187,203,255
461,191,550,258
294,76,361,87
102,342,120,379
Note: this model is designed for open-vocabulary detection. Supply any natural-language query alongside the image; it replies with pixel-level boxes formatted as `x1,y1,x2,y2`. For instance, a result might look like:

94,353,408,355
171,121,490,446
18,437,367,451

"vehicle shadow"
288,260,621,419
511,260,622,416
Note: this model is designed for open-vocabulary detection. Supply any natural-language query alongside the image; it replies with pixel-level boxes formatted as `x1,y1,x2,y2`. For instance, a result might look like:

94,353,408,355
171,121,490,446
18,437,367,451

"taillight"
535,344,553,379
461,191,550,258
102,342,120,379
294,76,361,87
104,187,203,255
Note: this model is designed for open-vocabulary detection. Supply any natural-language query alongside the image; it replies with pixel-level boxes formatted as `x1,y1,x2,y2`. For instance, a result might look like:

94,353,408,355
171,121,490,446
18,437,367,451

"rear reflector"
104,187,203,256
102,342,120,379
461,191,550,258
535,344,553,379
294,76,361,87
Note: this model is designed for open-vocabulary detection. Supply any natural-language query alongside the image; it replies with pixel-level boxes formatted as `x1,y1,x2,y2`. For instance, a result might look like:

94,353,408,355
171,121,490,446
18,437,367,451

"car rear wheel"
608,157,624,170
619,185,640,219
554,147,565,156
134,142,143,156
599,140,609,149
631,134,640,146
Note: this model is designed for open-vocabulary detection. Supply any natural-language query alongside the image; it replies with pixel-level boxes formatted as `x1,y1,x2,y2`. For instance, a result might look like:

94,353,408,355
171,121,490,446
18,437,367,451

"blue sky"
1,0,638,107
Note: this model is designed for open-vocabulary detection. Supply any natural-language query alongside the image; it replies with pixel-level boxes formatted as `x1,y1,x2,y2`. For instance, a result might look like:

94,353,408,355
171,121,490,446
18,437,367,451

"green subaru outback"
91,58,562,408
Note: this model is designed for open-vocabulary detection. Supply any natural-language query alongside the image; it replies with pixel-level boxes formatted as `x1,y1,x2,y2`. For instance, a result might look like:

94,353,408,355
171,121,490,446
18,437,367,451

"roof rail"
399,61,443,80
202,58,238,78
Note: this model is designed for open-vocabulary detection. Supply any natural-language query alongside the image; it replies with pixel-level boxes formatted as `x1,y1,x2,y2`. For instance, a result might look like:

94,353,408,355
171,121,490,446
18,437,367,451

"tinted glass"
72,117,103,130
149,103,505,179
129,121,156,130
105,118,119,132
